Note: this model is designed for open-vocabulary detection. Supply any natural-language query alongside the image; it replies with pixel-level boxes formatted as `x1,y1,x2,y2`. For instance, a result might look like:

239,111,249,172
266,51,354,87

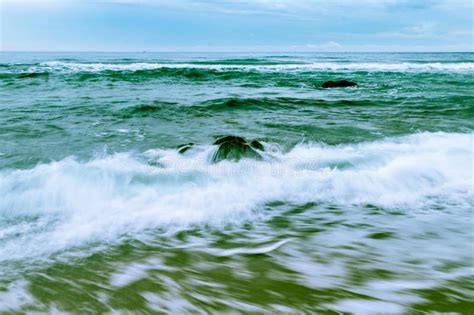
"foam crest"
34,61,474,73
0,132,472,261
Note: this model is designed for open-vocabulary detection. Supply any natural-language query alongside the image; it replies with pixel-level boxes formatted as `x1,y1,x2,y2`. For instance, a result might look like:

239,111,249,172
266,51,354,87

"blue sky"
1,0,472,52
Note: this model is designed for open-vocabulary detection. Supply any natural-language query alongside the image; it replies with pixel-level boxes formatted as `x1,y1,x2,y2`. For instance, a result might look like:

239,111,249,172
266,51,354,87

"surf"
17,61,474,73
0,132,472,263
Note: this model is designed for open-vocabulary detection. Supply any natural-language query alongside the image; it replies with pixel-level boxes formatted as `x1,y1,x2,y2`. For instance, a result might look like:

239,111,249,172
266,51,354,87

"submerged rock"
212,136,263,163
213,136,245,145
177,143,194,154
321,80,358,88
250,139,264,151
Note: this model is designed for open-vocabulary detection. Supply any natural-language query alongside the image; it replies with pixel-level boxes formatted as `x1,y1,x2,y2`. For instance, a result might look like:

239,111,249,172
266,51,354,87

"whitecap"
31,61,474,73
0,132,472,262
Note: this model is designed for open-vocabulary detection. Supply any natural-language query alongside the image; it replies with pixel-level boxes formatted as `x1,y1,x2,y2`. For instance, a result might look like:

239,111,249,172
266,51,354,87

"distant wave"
16,72,50,79
115,98,384,119
1,67,263,82
116,97,472,117
24,61,474,73
0,132,472,262
2,60,471,82
188,58,305,65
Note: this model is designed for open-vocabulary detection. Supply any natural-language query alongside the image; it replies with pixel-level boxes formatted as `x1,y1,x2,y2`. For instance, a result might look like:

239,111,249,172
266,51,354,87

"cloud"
307,41,343,49
91,0,454,15
376,23,439,39
405,22,436,34
0,0,67,3
3,0,469,18
321,41,343,49
287,41,344,52
450,29,473,37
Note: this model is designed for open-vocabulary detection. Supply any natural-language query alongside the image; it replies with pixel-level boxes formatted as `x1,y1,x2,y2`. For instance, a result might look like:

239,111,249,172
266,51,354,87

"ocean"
0,52,473,313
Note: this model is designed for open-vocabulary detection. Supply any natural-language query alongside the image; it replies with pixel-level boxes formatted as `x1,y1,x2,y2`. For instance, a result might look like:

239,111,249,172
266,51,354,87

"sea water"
0,52,473,313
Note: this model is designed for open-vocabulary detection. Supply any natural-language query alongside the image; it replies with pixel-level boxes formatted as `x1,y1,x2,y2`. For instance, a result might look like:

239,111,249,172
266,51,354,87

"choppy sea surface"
0,52,473,313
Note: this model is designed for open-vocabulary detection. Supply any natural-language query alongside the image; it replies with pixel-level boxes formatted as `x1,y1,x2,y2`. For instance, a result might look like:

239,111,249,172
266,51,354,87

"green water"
0,52,473,313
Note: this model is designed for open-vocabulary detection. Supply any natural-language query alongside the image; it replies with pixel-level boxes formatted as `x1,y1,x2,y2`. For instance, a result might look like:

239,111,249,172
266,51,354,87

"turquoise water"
0,52,473,313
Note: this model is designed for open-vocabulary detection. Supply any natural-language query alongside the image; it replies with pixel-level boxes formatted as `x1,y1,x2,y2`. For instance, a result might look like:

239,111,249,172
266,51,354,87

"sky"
0,0,473,52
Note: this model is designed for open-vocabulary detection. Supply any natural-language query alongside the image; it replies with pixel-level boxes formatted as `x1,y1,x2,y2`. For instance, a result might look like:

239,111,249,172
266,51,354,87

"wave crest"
28,61,474,73
0,132,472,262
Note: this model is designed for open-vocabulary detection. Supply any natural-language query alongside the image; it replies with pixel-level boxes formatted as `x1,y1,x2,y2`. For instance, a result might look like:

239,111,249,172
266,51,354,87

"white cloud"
450,29,473,37
405,22,436,34
321,41,343,49
376,23,439,39
286,41,344,52
89,0,452,15
306,41,343,49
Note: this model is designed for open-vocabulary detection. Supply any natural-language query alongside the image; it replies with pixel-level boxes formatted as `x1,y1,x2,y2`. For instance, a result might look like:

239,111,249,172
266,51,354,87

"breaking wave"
0,132,472,262
35,61,474,72
1,61,473,79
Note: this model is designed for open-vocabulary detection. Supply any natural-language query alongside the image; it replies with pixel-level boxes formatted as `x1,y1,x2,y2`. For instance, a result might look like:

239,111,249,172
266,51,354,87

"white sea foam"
323,299,406,315
205,239,293,257
0,281,35,312
0,132,472,261
35,61,474,73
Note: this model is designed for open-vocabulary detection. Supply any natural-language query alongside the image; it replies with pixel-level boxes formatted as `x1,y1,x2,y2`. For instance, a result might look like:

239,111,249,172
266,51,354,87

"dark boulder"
213,136,245,145
250,140,264,151
321,80,358,88
212,136,263,163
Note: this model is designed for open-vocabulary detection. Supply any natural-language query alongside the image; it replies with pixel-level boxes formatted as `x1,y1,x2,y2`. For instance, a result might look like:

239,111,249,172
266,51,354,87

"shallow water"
0,52,473,313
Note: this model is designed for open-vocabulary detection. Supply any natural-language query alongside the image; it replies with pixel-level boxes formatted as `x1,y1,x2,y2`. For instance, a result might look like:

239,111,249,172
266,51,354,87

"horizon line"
1,50,473,54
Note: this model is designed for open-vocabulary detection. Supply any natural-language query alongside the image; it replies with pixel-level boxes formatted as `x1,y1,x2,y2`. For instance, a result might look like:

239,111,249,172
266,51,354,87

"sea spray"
1,132,472,262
